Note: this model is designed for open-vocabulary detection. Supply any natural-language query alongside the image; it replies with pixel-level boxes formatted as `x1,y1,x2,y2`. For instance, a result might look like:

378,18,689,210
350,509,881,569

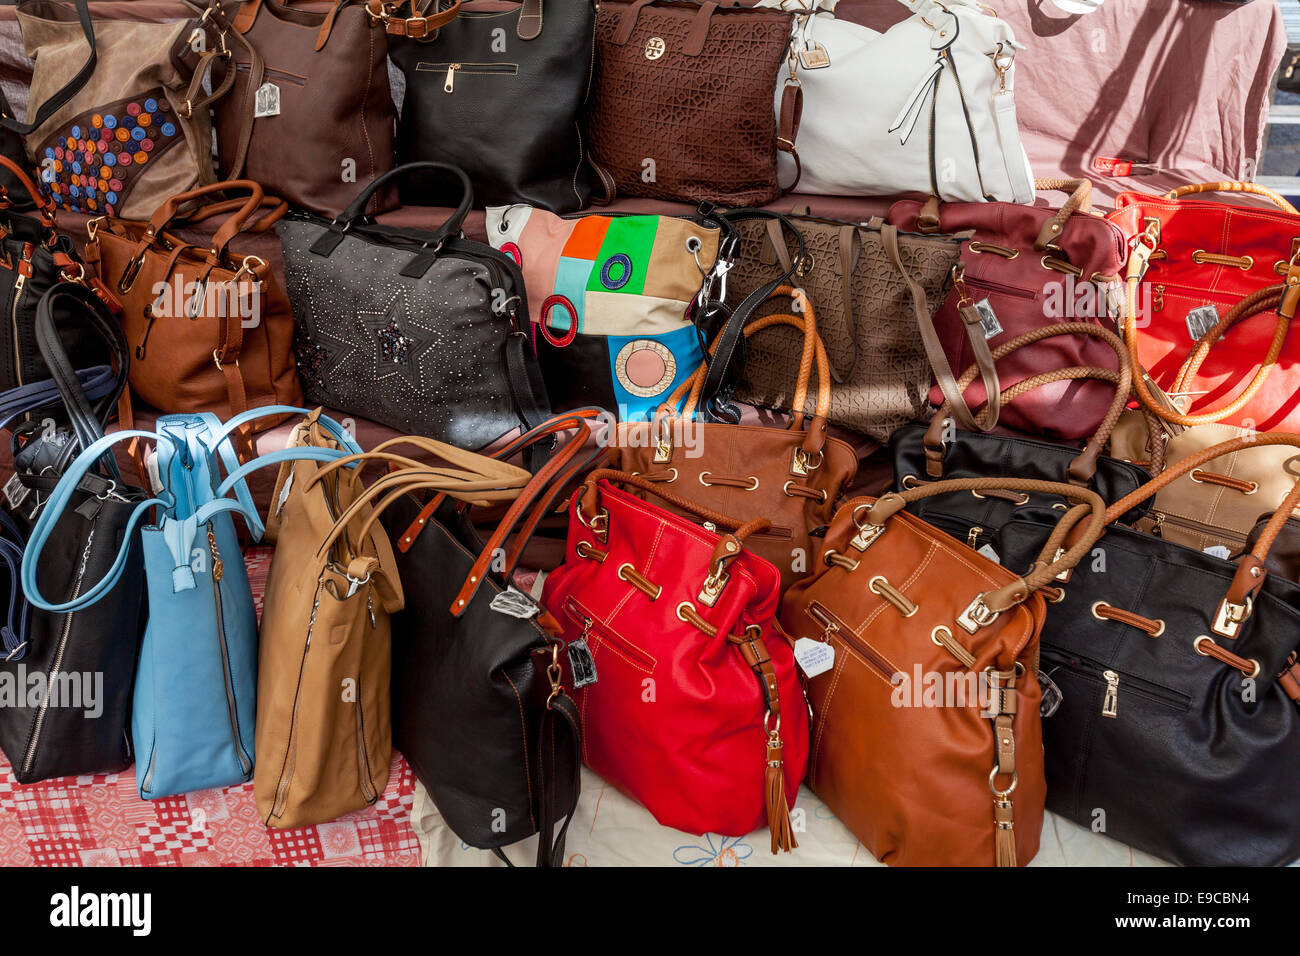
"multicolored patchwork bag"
486,204,732,420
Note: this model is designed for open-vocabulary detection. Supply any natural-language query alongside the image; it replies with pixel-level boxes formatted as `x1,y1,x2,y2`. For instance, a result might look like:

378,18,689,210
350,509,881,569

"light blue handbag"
21,406,360,798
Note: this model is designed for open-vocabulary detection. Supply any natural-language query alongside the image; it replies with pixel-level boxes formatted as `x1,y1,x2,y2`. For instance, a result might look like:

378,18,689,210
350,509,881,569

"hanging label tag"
1039,669,1064,717
1185,304,1219,342
973,298,1003,339
274,471,294,516
793,637,835,678
567,638,598,689
3,473,29,511
977,543,1001,564
798,43,831,69
1203,544,1232,561
254,82,281,118
489,585,540,619
145,452,163,495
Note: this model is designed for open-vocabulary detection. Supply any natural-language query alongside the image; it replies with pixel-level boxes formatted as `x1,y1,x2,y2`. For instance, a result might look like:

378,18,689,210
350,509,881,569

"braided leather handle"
1164,181,1300,214
1031,178,1093,248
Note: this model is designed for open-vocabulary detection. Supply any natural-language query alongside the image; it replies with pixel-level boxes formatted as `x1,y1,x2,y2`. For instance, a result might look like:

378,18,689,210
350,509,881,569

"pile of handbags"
0,0,1295,870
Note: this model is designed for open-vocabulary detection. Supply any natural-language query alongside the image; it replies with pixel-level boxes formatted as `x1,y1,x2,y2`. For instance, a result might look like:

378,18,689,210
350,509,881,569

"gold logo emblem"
644,36,666,60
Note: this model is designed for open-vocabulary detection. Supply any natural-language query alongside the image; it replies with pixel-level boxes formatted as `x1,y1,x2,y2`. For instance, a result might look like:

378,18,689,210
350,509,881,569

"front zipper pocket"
808,601,894,684
1040,647,1190,717
209,531,252,778
234,62,308,88
1149,510,1246,549
354,674,378,805
269,580,323,821
416,61,519,94
963,274,1039,302
564,597,656,674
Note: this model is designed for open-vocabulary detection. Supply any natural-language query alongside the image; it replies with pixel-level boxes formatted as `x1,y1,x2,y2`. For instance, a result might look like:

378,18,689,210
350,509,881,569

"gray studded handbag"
277,162,551,450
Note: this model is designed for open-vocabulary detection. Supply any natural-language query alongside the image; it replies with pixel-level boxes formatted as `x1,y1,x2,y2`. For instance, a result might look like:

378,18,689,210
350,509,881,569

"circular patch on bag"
600,253,633,290
615,339,676,398
500,241,522,267
539,295,578,348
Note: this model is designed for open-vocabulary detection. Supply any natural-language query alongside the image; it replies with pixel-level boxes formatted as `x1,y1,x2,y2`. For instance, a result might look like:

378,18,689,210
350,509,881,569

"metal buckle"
848,502,884,552
957,594,1000,634
697,564,730,608
1212,596,1252,639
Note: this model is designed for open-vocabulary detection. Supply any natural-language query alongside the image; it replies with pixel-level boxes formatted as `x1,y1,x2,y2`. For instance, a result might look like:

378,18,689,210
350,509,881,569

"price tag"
254,82,281,118
974,298,1003,339
793,637,835,678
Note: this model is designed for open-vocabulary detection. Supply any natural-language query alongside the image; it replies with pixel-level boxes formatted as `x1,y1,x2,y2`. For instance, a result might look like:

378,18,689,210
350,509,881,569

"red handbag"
540,469,808,852
1111,181,1300,432
889,178,1130,441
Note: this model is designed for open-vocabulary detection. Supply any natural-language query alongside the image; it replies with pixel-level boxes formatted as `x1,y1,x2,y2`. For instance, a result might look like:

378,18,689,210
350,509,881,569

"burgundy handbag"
889,178,1132,441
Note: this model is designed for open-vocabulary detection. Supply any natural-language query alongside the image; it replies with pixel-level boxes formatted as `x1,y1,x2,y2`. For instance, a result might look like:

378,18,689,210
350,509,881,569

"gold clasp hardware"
86,215,106,243
545,640,564,708
790,447,821,477
957,594,1000,634
848,502,885,552
1212,596,1252,639
697,562,730,608
652,418,673,464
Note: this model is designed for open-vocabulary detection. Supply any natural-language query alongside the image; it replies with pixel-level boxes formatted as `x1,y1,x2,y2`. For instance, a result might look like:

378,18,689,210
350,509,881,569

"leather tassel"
765,733,797,854
994,796,1016,867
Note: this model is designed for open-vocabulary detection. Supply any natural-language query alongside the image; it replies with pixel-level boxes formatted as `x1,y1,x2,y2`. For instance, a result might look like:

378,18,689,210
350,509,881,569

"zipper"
963,274,1037,301
135,309,158,361
1148,511,1246,549
354,674,377,804
269,581,323,819
1040,647,1189,716
1153,284,1164,312
808,602,893,683
752,525,794,540
22,525,95,776
234,62,307,87
967,525,984,548
141,744,156,794
10,248,30,387
415,61,519,93
563,597,655,673
209,529,251,777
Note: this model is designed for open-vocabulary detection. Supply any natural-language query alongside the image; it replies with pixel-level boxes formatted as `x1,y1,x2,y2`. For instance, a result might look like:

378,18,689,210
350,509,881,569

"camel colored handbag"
610,288,857,590
780,478,1107,866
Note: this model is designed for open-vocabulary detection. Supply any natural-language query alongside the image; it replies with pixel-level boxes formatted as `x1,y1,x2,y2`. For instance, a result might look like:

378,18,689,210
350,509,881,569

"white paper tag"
977,543,1001,564
2,473,28,510
974,298,1003,339
1185,304,1219,342
489,585,540,619
254,81,281,118
798,43,831,69
793,637,835,678
274,471,294,516
528,570,547,601
1203,544,1232,560
145,451,163,495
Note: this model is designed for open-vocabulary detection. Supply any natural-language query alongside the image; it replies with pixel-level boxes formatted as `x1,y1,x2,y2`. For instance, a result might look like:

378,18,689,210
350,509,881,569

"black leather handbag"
385,0,606,211
0,156,108,392
384,412,596,866
995,433,1300,867
0,282,148,784
277,161,551,452
890,323,1153,552
0,0,95,210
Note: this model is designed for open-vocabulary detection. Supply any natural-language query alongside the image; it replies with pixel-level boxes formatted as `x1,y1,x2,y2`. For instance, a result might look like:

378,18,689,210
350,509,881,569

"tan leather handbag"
727,215,991,442
256,413,531,829
85,180,302,454
611,287,857,590
780,478,1107,866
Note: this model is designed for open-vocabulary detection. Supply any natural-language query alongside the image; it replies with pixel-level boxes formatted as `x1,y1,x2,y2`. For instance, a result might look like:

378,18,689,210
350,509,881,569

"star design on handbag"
293,280,356,387
355,292,433,390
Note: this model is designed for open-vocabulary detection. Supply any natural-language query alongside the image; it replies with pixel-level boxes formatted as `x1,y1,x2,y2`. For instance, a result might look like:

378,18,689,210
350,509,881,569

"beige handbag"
17,0,232,219
726,214,992,442
255,413,531,829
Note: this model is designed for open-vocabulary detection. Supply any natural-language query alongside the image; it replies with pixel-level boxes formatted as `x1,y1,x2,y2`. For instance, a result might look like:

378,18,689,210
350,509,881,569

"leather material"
780,478,1108,866
87,181,302,431
890,181,1131,441
390,0,599,212
0,158,105,392
17,2,224,219
763,0,1034,203
255,414,395,828
589,1,794,206
1110,413,1300,554
212,0,398,218
541,473,808,845
278,163,551,449
728,214,962,441
1111,186,1300,432
384,416,588,865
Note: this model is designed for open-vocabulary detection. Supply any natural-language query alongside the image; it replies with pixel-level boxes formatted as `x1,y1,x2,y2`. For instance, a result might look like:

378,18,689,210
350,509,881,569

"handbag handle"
34,282,131,481
303,434,532,499
855,477,1108,620
141,180,269,261
925,322,1131,483
1164,181,1300,215
309,161,474,257
578,467,773,544
0,367,116,434
0,156,58,229
913,177,1090,252
1103,431,1300,641
364,0,462,38
3,0,96,136
163,194,289,234
613,0,745,54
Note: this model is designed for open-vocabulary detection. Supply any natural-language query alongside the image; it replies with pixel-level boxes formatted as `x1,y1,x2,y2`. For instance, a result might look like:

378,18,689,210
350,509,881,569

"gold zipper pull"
1102,669,1119,718
208,529,224,582
367,592,375,629
445,63,459,93
967,526,983,548
1153,283,1164,312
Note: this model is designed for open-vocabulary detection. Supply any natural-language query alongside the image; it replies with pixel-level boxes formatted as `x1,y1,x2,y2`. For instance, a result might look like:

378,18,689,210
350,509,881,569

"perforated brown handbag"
589,0,798,205
611,288,856,590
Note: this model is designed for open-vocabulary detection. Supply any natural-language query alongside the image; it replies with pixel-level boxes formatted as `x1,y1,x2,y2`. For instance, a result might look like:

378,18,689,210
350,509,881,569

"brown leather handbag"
611,288,856,590
209,0,399,217
728,215,989,442
256,414,532,828
589,0,799,205
780,478,1107,866
85,180,302,447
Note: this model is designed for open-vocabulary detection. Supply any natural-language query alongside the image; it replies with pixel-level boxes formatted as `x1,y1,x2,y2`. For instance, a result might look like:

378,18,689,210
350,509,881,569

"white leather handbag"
759,0,1035,203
